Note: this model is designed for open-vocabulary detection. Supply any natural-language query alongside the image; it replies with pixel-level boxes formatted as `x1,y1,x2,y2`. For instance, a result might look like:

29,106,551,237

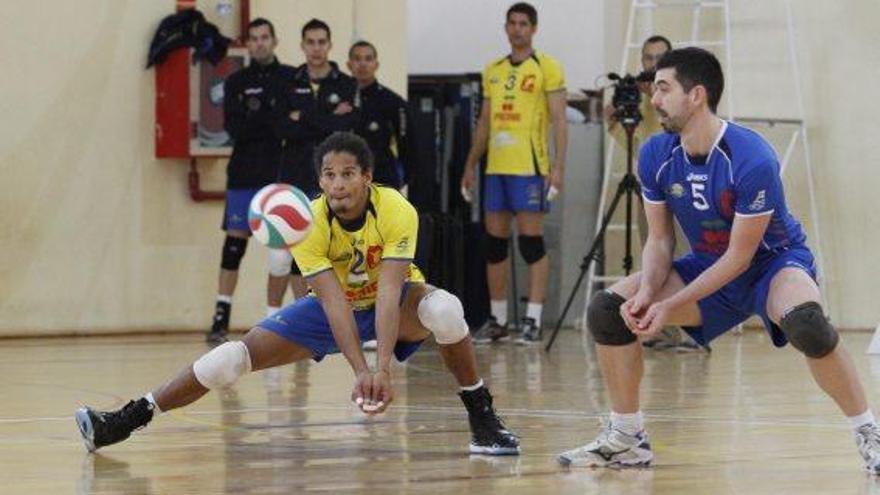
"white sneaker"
557,423,653,468
856,423,880,474
362,340,378,351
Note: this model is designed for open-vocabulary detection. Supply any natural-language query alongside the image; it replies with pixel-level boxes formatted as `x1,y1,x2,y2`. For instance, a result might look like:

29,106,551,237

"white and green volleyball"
248,184,313,249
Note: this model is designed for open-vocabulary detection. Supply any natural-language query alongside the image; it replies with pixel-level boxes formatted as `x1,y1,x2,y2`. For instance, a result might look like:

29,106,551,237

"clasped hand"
351,369,393,415
620,290,677,337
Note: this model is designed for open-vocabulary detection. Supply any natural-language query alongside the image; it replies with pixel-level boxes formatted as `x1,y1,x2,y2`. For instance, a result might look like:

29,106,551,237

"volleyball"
248,184,313,248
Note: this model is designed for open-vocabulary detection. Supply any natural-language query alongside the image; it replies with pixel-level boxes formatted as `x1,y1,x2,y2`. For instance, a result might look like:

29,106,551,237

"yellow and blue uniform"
481,51,565,212
258,185,426,361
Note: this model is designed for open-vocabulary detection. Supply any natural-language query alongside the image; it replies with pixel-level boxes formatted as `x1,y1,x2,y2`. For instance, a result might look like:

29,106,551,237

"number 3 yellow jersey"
291,185,425,310
481,51,566,176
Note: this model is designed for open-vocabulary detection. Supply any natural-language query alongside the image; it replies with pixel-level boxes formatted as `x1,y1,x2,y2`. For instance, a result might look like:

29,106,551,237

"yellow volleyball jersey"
291,185,425,310
482,51,566,176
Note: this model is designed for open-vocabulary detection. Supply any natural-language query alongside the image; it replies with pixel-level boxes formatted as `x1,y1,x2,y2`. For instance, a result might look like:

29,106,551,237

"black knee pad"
290,256,302,275
485,235,509,264
587,290,636,346
780,301,839,359
220,236,248,270
517,235,546,265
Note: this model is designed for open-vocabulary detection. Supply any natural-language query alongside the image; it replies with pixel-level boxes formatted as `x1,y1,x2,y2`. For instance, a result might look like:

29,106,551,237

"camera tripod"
546,115,641,352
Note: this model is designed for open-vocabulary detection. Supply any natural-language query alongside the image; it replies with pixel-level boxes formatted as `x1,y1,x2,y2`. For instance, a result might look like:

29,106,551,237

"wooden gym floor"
2,329,880,494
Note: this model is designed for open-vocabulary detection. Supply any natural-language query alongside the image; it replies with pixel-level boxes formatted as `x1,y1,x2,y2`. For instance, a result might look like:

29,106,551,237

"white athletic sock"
490,300,508,326
217,295,232,304
144,392,163,414
526,302,543,322
610,410,644,436
266,306,281,317
848,410,877,430
460,378,485,392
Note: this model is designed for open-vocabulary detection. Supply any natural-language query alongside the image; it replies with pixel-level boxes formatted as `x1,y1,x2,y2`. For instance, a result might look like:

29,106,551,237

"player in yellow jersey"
461,2,568,345
75,132,520,456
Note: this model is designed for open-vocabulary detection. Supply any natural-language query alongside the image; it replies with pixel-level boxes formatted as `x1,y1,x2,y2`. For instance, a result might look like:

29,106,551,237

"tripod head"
609,71,651,130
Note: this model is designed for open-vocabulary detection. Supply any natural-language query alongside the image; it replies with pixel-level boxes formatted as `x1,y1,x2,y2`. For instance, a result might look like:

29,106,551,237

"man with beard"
556,47,880,474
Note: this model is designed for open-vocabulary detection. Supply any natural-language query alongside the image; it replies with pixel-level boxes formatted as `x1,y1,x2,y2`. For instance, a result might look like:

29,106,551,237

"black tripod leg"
545,180,630,352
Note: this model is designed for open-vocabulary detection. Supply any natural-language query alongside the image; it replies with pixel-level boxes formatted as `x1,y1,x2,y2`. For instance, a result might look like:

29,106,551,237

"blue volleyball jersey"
639,121,807,259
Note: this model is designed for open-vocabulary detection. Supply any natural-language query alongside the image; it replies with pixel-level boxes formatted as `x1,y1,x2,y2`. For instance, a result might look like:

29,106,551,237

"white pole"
723,0,734,120
784,0,828,309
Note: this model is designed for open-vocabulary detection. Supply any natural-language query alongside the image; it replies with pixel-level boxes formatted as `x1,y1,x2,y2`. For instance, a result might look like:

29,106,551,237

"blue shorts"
484,174,550,213
256,285,425,362
672,246,817,347
222,188,260,231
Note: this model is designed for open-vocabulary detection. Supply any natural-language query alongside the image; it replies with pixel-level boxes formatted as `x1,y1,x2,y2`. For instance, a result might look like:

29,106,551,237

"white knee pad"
268,249,293,277
417,289,469,345
192,341,252,390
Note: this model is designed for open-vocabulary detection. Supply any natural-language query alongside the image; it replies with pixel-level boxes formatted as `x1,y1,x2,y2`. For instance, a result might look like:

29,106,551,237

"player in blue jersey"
557,47,880,473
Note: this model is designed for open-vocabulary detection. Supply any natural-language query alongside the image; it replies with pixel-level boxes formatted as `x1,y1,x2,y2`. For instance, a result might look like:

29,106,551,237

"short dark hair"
656,47,725,113
506,2,537,25
314,132,374,175
301,18,331,40
643,35,672,52
348,40,377,59
248,18,275,38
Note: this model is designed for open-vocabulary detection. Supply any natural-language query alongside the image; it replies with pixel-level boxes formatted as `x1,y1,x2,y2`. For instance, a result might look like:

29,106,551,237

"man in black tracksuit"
273,18,358,298
348,40,409,190
208,18,296,344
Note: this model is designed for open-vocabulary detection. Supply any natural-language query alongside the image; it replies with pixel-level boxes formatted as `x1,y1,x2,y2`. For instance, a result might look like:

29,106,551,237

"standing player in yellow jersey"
75,132,520,456
461,2,568,345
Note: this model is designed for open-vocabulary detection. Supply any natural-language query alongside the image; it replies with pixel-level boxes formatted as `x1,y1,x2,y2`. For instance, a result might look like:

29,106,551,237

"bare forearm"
553,117,568,171
374,282,402,371
639,239,674,296
666,252,752,308
323,297,369,373
466,117,490,169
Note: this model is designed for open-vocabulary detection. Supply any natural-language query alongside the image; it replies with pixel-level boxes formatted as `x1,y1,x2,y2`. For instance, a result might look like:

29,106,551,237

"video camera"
608,71,655,127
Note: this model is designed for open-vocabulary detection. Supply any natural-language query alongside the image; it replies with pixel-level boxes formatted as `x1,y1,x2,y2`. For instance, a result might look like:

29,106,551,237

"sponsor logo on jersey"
328,93,340,104
495,112,521,121
493,132,517,147
345,280,378,302
394,237,409,254
368,121,380,132
367,245,383,269
668,183,685,198
520,74,536,92
748,190,766,211
490,76,500,84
